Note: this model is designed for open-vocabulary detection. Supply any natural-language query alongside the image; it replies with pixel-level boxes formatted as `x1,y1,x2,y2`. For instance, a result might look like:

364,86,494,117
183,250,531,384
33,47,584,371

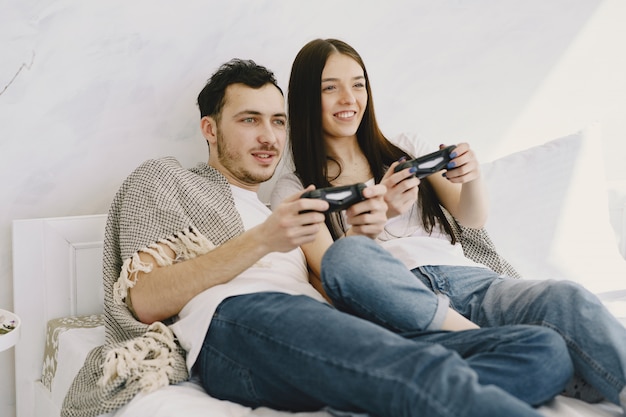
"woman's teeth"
335,111,355,119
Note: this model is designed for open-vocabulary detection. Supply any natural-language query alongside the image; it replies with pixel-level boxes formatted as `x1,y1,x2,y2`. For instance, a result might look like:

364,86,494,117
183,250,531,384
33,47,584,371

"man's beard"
216,132,278,184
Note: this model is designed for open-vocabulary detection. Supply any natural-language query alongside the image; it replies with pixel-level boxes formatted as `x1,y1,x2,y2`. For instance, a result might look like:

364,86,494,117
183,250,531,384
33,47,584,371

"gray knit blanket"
61,157,244,417
442,207,521,278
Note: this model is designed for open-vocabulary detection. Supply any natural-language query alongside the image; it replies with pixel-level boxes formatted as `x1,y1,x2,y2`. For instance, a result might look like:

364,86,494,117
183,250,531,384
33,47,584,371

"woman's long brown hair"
288,38,455,242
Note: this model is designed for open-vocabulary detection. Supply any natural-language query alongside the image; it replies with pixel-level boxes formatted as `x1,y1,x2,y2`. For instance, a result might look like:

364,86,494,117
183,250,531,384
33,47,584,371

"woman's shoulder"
269,172,305,210
273,171,303,187
388,132,438,158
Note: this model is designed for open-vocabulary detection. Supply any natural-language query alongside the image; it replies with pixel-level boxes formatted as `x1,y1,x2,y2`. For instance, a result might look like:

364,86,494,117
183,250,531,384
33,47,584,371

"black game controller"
301,183,367,212
394,145,456,178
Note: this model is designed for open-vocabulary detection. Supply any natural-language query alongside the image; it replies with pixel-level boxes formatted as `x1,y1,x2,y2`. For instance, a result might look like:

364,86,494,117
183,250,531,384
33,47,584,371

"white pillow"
481,124,626,295
52,326,105,408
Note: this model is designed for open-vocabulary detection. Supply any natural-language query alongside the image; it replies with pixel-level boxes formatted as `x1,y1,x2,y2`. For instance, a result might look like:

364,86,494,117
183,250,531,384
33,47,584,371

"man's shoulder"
132,156,184,176
125,157,212,187
113,157,189,203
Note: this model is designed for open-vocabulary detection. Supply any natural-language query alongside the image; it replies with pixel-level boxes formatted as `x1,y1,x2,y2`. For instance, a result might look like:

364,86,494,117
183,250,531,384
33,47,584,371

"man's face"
207,83,287,190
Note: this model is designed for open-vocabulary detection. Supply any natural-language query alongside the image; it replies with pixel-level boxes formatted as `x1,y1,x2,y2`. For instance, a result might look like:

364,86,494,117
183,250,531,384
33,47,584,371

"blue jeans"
323,236,626,409
195,238,573,417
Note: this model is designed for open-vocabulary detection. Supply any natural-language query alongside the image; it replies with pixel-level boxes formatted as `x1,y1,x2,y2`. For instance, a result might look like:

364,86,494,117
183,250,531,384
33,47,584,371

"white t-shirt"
170,185,326,371
270,132,486,271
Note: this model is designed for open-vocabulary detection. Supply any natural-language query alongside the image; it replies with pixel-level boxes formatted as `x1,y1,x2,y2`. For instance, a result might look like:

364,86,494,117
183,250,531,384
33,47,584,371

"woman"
271,38,626,411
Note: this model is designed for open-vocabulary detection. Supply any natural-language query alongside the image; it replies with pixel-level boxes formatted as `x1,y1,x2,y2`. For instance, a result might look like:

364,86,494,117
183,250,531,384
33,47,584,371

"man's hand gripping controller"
300,183,367,212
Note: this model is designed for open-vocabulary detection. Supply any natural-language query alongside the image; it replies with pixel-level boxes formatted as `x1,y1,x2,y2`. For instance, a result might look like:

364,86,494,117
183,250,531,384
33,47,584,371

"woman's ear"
201,116,218,145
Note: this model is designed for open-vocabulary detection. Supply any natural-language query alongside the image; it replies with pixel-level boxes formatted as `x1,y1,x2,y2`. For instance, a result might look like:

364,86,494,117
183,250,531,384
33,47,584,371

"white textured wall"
1,0,625,415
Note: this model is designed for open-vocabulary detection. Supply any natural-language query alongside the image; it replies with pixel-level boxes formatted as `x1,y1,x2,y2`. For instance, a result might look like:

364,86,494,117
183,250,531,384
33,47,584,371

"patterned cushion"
41,314,104,391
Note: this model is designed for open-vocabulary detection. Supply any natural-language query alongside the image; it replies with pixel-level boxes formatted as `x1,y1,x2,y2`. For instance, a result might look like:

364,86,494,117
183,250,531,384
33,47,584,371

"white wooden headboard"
12,214,107,417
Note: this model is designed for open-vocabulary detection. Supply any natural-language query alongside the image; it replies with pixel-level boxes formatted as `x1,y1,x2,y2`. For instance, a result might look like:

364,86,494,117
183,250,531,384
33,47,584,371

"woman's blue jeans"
322,236,626,409
195,237,574,417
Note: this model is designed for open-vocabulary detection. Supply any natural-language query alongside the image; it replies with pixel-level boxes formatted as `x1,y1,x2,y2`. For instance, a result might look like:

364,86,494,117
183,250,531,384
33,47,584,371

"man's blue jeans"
322,236,626,409
195,237,573,417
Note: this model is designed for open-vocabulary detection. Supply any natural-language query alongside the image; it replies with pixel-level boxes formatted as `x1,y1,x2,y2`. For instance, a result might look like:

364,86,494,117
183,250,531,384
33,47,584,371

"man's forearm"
129,227,270,324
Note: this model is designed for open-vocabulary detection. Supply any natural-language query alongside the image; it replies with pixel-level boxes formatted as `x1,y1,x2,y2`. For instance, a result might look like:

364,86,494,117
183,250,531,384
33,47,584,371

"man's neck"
208,161,261,193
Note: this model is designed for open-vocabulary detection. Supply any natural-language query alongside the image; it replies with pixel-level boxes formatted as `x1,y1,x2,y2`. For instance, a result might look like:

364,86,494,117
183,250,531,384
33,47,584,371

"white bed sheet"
49,326,623,417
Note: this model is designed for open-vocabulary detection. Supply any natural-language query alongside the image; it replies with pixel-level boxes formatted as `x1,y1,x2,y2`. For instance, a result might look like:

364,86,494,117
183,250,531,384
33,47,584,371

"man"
63,59,572,417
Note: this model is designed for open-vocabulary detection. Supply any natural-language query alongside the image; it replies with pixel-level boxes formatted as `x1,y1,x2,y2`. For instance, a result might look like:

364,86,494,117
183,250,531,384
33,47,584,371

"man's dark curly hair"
197,58,283,121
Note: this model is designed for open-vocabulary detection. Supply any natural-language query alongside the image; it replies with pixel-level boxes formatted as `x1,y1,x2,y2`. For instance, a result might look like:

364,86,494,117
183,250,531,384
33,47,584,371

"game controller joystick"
301,183,367,212
394,145,456,178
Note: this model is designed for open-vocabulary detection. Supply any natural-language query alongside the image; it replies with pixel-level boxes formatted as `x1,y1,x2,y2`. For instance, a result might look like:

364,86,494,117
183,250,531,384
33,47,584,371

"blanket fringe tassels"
113,226,215,305
104,226,215,393
99,322,178,393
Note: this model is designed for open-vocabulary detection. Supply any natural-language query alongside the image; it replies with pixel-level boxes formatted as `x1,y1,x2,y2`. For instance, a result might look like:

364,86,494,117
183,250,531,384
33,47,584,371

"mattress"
43,315,624,417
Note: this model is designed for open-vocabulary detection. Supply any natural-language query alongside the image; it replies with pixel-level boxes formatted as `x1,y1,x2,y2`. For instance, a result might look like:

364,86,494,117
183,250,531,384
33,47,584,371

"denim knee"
325,236,377,260
324,236,362,281
322,236,388,291
532,280,604,321
321,236,445,332
539,280,594,301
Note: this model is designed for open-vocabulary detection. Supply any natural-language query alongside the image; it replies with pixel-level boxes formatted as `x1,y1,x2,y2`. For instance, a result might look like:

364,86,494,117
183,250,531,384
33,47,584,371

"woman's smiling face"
320,53,368,143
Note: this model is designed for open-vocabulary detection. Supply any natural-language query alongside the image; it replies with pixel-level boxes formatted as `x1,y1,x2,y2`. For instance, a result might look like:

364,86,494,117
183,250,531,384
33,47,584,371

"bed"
13,124,626,417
